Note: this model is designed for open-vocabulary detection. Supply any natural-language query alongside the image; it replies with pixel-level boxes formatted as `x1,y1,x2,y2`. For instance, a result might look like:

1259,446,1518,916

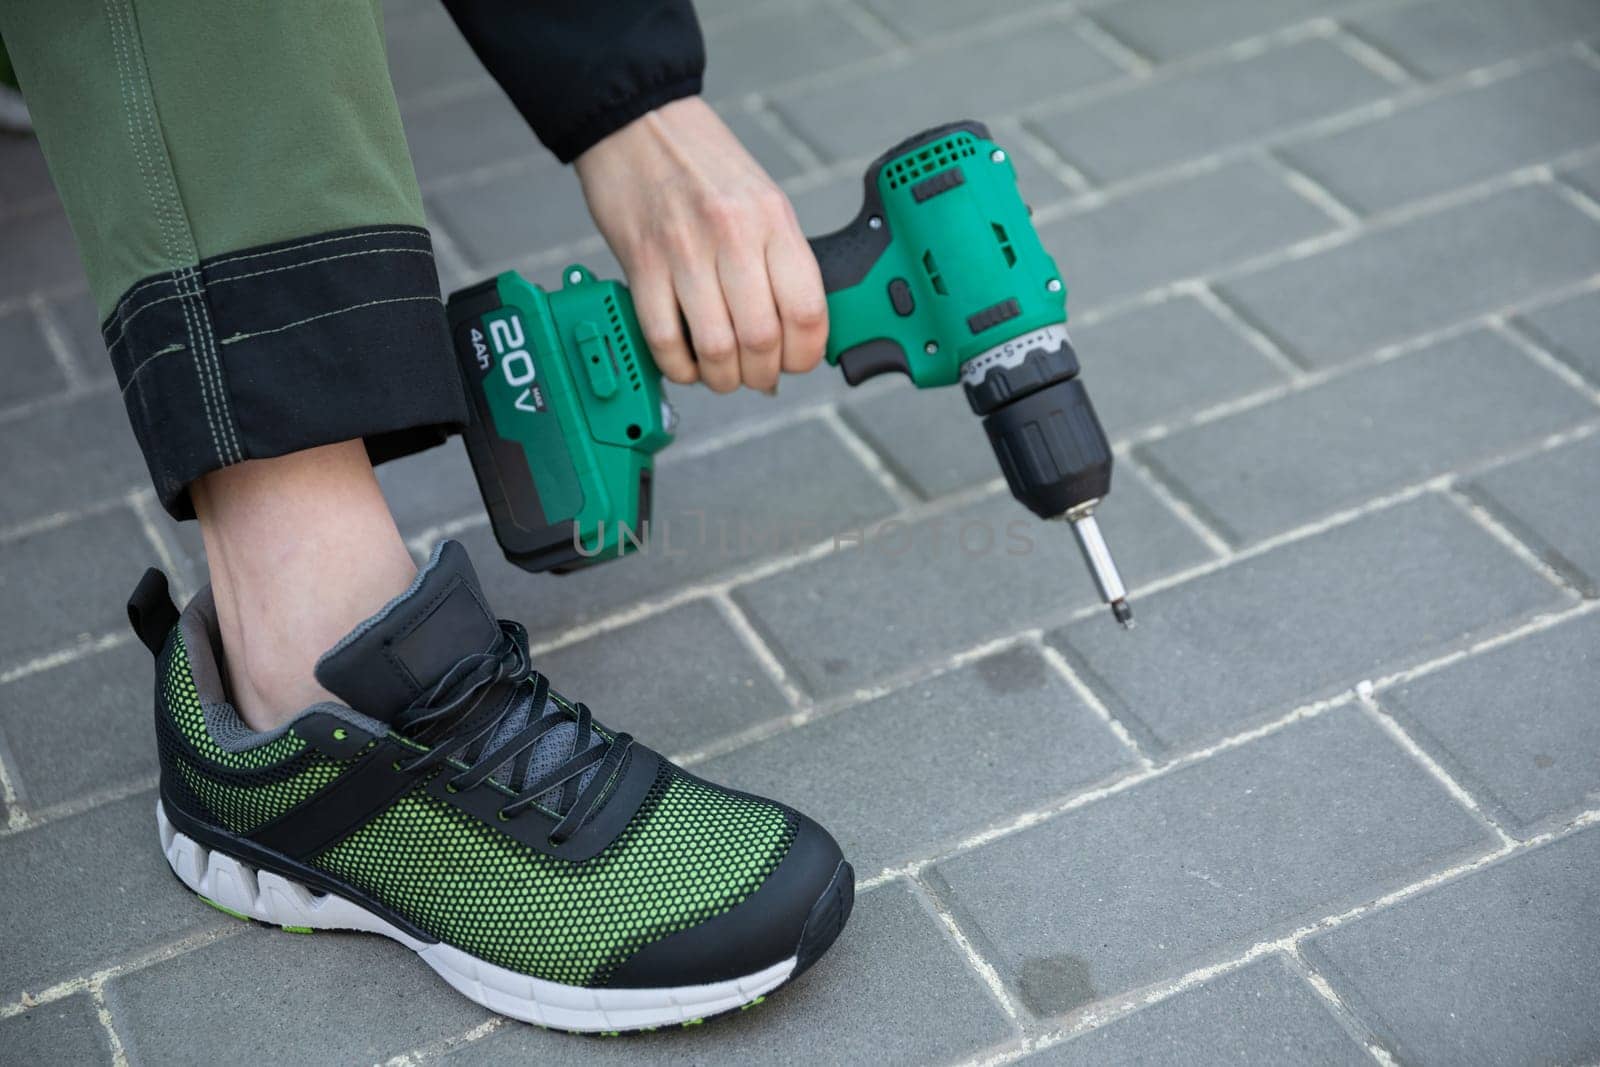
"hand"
574,97,828,393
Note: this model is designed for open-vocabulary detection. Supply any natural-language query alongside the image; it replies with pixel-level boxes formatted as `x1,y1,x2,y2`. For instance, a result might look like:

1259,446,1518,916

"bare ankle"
192,441,418,732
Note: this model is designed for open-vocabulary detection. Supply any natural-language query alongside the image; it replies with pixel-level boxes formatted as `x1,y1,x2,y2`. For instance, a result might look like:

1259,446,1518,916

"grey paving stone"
0,387,147,528
536,599,790,758
108,926,490,1066
375,438,485,542
1516,287,1600,387
1093,0,1338,61
1049,496,1566,753
384,5,490,104
0,202,87,301
0,993,114,1067
0,639,160,812
1468,433,1600,596
703,5,885,100
735,476,1210,699
1021,956,1367,1066
1383,611,1600,839
2,508,156,665
863,0,1063,39
47,290,115,385
0,791,227,999
1280,58,1600,215
1075,296,1289,437
699,646,1137,876
1217,185,1600,366
772,21,1123,163
1139,330,1596,544
1039,161,1335,310
840,380,998,499
1304,827,1600,1067
459,417,899,642
932,708,1493,1018
426,157,592,267
659,358,859,450
1033,39,1391,183
0,304,69,407
1564,154,1600,201
0,132,57,210
447,881,1017,1066
402,88,540,188
1348,0,1600,79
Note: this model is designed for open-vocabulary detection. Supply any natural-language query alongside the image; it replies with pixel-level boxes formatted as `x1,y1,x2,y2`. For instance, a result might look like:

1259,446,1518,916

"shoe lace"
392,621,631,845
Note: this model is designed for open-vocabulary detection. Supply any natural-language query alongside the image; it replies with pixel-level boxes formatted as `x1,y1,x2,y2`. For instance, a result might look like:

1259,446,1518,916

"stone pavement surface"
2,0,1598,1063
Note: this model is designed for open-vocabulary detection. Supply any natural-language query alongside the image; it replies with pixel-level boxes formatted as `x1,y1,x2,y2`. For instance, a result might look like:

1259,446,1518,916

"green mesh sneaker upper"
150,540,845,992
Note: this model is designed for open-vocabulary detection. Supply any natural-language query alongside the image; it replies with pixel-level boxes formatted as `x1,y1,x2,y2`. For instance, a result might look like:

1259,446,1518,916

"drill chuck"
966,325,1133,627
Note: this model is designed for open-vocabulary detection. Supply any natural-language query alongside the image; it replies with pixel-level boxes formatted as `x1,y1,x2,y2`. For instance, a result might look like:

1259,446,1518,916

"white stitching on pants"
218,295,442,344
203,228,428,270
184,267,243,463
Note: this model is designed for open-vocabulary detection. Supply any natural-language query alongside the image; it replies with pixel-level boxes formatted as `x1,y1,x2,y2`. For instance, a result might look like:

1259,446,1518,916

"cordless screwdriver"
447,120,1134,628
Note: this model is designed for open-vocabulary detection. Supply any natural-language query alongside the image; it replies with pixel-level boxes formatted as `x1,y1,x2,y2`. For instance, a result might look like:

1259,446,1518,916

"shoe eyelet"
445,781,460,794
392,760,405,773
332,728,348,741
496,809,511,822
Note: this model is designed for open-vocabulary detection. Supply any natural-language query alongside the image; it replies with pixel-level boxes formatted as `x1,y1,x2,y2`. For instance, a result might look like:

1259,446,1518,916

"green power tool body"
448,120,1133,626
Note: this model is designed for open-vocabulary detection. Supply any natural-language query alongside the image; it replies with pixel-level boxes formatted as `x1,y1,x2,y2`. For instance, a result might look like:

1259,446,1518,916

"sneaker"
128,540,853,1032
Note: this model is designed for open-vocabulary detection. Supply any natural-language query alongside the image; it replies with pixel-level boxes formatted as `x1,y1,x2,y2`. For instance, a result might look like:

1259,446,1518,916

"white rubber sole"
156,800,796,1032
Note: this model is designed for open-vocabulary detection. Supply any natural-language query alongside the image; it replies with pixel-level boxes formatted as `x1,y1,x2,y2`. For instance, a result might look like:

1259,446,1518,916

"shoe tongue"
314,541,501,722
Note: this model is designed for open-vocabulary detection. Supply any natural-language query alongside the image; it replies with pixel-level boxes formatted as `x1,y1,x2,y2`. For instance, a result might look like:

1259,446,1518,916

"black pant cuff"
104,225,468,519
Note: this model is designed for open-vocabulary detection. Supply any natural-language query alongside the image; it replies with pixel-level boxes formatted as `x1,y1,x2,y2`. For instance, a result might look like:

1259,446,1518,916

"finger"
766,225,829,375
630,260,698,385
671,259,740,394
716,244,783,392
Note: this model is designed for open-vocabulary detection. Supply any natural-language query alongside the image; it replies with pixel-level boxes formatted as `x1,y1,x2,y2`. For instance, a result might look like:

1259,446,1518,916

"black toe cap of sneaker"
604,813,854,989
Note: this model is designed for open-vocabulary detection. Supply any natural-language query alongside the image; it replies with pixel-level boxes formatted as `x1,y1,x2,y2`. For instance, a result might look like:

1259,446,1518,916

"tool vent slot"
603,294,643,392
922,250,948,296
885,134,977,190
992,222,1017,267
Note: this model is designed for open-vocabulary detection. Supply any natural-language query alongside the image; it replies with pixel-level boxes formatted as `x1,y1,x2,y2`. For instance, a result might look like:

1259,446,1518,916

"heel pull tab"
128,569,179,656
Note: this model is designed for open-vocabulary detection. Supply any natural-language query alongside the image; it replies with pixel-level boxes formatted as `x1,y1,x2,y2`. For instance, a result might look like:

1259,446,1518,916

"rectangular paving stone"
699,646,1137,876
1467,433,1600,596
1039,161,1335,310
1348,0,1600,79
3,507,157,665
384,5,489,103
0,639,160,812
863,0,1063,39
0,993,114,1067
1564,154,1600,202
1032,39,1391,183
426,157,592,267
376,439,487,543
840,380,998,499
735,475,1210,699
1022,955,1367,1065
703,5,884,100
1139,330,1596,544
1304,827,1600,1067
1280,58,1600,215
461,417,900,642
659,360,858,450
1093,0,1338,61
0,305,69,408
0,387,148,528
772,21,1124,163
401,88,539,188
47,291,116,385
1516,287,1600,387
1049,496,1565,753
1074,296,1290,436
0,791,228,999
0,202,88,301
0,131,57,210
108,926,490,1065
446,881,1017,1066
1383,611,1600,839
932,708,1492,1018
1217,185,1600,365
536,599,790,758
